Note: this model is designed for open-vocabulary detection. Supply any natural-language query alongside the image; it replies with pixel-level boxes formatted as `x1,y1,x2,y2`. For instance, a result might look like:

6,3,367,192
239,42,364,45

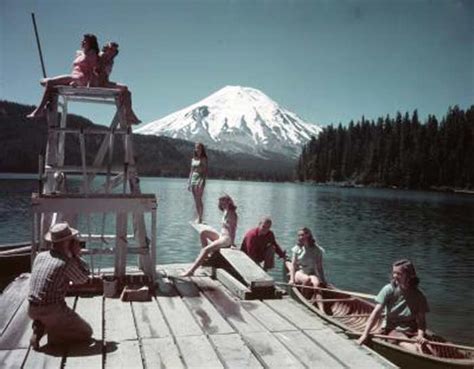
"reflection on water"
0,176,473,343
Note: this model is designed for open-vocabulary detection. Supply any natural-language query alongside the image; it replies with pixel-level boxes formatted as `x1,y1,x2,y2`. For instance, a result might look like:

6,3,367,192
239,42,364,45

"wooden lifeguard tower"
30,86,157,284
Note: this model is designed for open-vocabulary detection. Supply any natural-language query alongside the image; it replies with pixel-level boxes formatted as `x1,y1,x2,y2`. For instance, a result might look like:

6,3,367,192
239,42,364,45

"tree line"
0,100,294,181
297,105,474,190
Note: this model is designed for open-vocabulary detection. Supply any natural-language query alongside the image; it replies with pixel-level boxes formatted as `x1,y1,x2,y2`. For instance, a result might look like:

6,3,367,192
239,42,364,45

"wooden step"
220,249,274,289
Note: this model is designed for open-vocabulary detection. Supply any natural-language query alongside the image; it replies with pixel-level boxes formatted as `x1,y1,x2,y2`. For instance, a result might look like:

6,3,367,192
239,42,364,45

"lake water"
1,175,473,344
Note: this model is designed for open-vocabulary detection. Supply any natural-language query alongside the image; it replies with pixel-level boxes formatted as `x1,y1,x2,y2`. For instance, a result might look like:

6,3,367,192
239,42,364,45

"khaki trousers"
28,301,92,345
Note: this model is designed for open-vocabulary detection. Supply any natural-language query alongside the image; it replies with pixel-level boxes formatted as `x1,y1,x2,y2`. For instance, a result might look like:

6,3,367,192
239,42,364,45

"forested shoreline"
297,106,474,190
0,100,294,181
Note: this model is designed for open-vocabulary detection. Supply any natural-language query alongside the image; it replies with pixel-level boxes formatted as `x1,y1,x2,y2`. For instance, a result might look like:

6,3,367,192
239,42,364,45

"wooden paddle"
275,281,376,300
347,332,474,352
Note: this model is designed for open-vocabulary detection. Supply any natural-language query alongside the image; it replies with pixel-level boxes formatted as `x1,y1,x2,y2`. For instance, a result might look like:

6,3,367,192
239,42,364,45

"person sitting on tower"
27,34,100,119
97,41,141,125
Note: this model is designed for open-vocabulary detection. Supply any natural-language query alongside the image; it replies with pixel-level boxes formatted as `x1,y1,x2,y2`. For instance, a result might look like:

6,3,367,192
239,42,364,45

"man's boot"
30,320,45,350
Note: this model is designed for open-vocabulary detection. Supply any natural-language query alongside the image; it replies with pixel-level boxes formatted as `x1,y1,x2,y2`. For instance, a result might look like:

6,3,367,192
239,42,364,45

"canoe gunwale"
289,277,474,368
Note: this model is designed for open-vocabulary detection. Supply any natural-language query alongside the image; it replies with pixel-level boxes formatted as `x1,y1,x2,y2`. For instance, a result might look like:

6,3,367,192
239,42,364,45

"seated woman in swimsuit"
288,227,327,311
357,259,430,353
181,194,237,277
96,42,140,125
27,34,100,118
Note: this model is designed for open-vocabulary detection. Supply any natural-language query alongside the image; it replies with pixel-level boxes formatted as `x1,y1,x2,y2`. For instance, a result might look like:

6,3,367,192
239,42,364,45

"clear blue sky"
1,0,472,127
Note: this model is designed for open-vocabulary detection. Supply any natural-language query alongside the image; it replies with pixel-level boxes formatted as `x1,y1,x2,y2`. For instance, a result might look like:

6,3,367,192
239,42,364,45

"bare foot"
128,115,141,125
26,108,45,119
127,110,141,125
180,270,194,277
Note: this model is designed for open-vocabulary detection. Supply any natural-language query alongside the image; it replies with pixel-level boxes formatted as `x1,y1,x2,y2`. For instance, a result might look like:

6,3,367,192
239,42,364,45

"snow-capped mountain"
136,86,321,158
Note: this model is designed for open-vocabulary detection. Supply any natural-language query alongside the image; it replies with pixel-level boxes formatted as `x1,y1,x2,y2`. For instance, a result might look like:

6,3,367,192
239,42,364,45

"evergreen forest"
297,106,474,190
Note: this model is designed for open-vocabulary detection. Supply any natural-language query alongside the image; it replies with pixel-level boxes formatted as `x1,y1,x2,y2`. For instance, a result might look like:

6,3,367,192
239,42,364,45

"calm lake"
1,175,473,344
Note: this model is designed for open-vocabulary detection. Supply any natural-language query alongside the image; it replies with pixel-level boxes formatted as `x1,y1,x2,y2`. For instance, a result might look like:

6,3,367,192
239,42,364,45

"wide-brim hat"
44,222,79,243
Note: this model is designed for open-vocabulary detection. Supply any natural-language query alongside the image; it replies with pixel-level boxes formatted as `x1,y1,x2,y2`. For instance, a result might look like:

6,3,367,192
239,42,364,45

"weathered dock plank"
141,337,185,369
76,296,103,332
0,274,29,336
156,274,205,336
241,300,296,332
104,340,143,369
103,295,142,369
156,293,203,337
192,277,266,334
215,268,252,300
159,264,210,278
156,274,180,297
0,300,31,349
104,298,137,341
220,248,274,288
132,300,171,339
23,348,63,369
264,298,327,330
274,330,345,368
209,333,263,369
242,332,305,369
63,296,103,369
305,328,393,368
0,348,28,369
176,335,224,369
174,276,234,335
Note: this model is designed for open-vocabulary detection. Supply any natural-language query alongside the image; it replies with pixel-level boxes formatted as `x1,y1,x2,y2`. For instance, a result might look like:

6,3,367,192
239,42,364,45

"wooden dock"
0,265,397,369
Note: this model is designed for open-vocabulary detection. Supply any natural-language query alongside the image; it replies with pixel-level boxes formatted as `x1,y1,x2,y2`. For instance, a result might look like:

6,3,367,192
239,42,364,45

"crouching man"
28,222,92,350
241,217,287,271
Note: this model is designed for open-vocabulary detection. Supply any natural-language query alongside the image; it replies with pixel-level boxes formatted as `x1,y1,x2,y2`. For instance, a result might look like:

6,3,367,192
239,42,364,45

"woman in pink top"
27,34,99,118
181,194,238,277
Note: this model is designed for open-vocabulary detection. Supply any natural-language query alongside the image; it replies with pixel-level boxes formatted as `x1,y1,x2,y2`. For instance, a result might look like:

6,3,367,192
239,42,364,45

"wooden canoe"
0,242,31,290
285,262,474,369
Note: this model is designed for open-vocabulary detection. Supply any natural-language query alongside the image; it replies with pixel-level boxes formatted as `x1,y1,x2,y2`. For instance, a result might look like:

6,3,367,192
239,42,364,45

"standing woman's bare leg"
192,186,204,223
196,187,204,223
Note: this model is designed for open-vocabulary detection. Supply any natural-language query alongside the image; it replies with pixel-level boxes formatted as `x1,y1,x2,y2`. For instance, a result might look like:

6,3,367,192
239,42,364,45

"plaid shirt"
28,250,89,305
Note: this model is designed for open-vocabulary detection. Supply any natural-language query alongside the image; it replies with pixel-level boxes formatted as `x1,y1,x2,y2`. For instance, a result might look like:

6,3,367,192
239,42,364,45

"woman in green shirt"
289,227,327,312
188,142,208,223
357,259,430,353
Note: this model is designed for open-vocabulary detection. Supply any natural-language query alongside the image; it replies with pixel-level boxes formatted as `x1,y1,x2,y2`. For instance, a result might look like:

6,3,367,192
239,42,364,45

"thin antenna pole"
31,13,47,78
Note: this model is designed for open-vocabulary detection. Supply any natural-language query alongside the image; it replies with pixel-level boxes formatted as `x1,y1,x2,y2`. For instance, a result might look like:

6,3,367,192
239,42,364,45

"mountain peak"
136,86,321,158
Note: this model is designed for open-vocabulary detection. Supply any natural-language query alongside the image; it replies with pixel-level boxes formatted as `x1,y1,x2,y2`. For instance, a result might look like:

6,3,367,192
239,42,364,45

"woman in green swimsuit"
188,142,208,223
357,259,430,353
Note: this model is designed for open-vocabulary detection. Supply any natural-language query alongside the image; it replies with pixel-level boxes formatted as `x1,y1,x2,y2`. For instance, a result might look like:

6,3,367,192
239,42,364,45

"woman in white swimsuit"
187,143,208,223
